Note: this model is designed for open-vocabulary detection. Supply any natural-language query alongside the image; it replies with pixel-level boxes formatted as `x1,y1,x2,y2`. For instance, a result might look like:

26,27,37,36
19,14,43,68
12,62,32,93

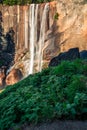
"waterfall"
38,3,49,72
29,4,39,74
24,3,49,75
1,2,57,79
34,4,38,58
29,4,35,74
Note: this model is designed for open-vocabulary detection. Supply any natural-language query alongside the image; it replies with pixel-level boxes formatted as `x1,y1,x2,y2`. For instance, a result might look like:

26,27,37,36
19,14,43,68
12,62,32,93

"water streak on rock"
29,4,36,74
24,9,28,49
38,3,49,72
28,3,49,74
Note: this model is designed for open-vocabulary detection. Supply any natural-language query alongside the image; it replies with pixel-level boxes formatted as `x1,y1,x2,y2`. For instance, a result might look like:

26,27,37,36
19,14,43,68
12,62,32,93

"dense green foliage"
0,59,87,130
2,0,53,5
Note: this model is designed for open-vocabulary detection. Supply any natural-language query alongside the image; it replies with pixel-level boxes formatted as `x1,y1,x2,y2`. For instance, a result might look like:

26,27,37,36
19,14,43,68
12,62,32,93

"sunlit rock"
0,0,87,85
6,69,23,85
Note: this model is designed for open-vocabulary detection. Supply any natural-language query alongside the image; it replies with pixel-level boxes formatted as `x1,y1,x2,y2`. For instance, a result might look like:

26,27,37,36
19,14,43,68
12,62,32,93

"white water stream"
38,3,49,72
24,3,49,74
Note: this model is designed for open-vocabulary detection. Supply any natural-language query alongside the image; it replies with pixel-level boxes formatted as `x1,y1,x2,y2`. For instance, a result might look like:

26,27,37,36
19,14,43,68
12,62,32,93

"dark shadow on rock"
0,11,15,88
5,27,15,69
49,48,80,67
6,27,15,54
80,50,87,60
0,0,3,4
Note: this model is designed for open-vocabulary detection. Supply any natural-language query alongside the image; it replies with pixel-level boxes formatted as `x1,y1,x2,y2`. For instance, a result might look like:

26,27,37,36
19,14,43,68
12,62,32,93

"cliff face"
0,0,87,86
56,0,87,52
0,1,58,77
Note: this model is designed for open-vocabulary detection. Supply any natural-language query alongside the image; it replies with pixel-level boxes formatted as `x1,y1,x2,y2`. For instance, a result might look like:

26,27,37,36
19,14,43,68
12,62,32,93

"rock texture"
0,67,5,88
56,0,87,52
6,69,23,85
0,1,58,78
0,0,87,86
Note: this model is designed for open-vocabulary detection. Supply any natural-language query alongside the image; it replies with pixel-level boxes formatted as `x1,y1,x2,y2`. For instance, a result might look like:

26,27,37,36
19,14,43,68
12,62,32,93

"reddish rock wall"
0,0,87,86
56,0,87,52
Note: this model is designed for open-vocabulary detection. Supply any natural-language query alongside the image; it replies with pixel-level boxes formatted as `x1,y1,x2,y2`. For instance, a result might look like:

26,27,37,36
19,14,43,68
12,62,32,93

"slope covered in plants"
0,59,87,130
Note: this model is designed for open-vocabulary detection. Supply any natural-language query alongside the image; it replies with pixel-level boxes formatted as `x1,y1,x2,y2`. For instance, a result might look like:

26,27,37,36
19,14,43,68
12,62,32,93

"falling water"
29,4,35,74
38,3,49,72
29,4,39,74
24,3,49,75
0,2,52,77
34,4,38,56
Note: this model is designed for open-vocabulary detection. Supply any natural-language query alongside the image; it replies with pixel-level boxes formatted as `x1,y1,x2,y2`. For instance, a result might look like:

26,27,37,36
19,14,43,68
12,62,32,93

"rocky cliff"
56,0,87,52
0,0,87,87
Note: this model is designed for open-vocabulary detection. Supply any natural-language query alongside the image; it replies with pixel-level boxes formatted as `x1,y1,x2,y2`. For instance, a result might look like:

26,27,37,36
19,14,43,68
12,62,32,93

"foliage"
0,59,87,130
54,12,59,20
2,0,53,5
2,0,31,5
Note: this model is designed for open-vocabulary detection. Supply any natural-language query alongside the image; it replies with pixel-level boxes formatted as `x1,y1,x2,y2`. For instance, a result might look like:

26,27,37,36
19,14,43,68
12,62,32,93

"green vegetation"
54,12,59,20
2,0,53,5
0,59,87,130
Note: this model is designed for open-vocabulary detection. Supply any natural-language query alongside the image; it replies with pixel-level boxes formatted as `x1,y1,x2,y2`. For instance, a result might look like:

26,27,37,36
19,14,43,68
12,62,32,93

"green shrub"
3,0,32,5
0,59,87,130
54,12,59,20
2,0,53,5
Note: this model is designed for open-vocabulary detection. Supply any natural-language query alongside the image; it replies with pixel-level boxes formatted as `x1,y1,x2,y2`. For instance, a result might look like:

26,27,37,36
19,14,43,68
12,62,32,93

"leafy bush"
3,0,31,5
2,0,53,5
0,59,87,130
54,12,59,20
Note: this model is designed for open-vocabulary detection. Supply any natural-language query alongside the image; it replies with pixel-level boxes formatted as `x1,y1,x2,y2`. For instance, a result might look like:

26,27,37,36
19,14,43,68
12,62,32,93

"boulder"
6,69,23,85
49,48,80,67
